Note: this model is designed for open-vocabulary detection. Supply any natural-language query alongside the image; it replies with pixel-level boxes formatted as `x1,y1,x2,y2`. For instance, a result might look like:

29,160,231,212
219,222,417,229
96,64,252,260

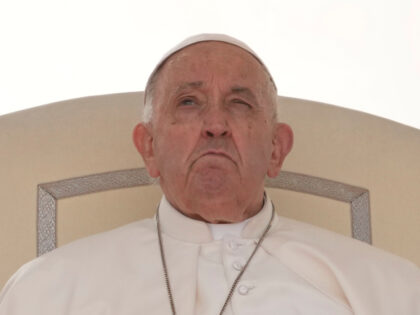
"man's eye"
179,98,196,106
232,99,252,108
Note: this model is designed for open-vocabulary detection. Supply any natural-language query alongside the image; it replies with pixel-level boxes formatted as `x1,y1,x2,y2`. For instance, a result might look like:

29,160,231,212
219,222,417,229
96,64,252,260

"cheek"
153,126,199,171
242,124,273,167
154,140,183,178
173,109,203,124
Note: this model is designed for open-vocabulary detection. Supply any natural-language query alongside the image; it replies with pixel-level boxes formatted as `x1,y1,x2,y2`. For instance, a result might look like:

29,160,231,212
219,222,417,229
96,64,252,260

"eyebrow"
230,86,258,104
175,81,203,93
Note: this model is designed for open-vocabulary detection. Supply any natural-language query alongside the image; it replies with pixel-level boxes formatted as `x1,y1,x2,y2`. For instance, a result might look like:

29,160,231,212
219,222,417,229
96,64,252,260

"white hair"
143,93,153,123
142,62,163,123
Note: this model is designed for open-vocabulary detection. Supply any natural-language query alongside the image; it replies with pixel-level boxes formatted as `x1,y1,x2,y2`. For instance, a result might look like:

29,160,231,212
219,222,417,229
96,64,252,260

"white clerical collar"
207,194,267,240
208,219,251,241
157,193,278,244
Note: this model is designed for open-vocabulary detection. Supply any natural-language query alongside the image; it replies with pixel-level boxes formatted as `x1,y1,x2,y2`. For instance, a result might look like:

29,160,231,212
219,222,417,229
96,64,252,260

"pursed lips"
188,149,238,171
199,150,236,164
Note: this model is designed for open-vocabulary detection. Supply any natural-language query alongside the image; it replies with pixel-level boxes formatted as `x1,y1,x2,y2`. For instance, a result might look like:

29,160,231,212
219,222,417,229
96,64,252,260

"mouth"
199,150,236,163
200,150,233,161
188,149,238,173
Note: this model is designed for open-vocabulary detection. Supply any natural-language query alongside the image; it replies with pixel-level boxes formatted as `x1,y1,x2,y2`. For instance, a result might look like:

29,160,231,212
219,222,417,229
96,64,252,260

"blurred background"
1,0,419,128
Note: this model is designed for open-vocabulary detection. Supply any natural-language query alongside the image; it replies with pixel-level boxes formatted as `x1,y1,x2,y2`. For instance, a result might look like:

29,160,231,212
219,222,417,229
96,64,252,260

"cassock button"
227,240,238,251
232,261,243,271
237,284,250,295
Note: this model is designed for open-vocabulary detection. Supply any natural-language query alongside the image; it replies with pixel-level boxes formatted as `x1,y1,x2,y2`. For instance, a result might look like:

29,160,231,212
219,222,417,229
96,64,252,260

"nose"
201,106,231,138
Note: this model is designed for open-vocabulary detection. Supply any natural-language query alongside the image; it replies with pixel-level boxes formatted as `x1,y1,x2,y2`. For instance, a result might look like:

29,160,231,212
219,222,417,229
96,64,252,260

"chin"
192,169,236,194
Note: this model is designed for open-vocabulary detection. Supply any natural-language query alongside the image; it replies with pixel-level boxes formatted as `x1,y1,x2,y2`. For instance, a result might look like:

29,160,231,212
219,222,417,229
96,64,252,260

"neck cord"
156,203,275,315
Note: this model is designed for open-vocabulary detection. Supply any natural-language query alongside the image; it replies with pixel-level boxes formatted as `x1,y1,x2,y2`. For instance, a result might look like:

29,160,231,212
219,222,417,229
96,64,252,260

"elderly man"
0,34,419,314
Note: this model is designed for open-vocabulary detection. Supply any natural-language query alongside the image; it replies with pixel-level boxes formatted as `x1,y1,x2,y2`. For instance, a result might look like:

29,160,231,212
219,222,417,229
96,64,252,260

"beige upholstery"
1,92,419,288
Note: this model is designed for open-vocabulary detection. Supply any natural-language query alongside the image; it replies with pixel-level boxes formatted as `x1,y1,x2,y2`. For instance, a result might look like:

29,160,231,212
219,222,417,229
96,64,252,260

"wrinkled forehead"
145,33,276,91
161,42,267,81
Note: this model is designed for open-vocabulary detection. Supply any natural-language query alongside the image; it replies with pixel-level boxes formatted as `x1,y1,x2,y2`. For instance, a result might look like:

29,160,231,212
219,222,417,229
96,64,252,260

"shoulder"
264,215,420,313
268,215,417,269
50,217,157,258
29,217,158,266
0,218,160,313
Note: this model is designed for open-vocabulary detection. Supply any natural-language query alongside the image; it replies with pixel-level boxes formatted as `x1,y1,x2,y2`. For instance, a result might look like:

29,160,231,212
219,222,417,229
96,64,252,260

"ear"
267,123,294,178
132,123,160,178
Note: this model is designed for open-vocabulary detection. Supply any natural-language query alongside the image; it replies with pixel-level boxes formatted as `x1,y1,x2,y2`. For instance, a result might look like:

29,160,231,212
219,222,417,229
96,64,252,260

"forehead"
158,41,269,88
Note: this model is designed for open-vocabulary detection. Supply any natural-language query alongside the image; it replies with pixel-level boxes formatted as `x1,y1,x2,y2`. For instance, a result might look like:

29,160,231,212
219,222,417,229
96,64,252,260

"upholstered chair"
1,92,419,288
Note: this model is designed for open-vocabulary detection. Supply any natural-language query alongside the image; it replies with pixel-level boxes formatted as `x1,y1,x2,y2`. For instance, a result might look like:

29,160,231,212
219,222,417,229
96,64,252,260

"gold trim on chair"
37,168,371,256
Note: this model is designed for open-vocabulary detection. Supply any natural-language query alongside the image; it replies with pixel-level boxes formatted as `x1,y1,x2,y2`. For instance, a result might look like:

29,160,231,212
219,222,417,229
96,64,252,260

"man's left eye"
232,99,252,108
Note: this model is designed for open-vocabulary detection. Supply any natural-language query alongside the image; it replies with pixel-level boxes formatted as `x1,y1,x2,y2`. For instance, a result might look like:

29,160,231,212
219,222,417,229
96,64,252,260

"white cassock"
0,195,419,314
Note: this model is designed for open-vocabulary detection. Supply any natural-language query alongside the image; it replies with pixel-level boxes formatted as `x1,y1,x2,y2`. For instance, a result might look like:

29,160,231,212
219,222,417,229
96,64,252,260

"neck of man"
163,188,266,224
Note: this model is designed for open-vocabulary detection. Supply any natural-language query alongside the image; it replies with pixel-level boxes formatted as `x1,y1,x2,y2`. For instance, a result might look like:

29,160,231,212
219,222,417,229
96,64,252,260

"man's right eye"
179,98,196,106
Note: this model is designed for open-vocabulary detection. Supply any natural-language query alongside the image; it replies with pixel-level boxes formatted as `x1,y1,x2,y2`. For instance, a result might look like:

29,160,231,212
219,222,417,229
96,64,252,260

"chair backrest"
1,92,419,288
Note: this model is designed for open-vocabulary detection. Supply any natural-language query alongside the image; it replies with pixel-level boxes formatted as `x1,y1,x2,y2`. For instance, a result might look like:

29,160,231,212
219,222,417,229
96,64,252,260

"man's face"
134,42,292,223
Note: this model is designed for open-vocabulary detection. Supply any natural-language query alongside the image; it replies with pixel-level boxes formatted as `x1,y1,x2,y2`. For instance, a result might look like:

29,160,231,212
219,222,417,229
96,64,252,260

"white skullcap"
145,33,276,91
